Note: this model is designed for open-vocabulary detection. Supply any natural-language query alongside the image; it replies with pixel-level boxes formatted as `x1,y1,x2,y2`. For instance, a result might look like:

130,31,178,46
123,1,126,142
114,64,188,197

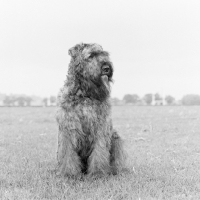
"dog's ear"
68,46,76,58
68,43,86,67
68,43,85,59
68,45,78,59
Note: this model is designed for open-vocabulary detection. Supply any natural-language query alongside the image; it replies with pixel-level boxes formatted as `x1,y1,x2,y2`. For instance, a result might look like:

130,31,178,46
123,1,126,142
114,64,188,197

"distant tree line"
112,94,200,106
1,93,200,106
1,95,57,107
122,93,176,105
182,94,200,105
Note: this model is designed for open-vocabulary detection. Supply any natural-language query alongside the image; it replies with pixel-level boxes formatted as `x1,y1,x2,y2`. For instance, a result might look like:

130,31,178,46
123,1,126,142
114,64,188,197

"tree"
111,97,120,105
17,96,26,107
43,98,48,107
165,95,175,105
143,94,153,105
132,94,140,104
9,96,16,106
3,95,18,106
123,94,133,104
123,94,139,104
25,96,32,106
182,94,200,105
3,96,12,106
50,96,56,105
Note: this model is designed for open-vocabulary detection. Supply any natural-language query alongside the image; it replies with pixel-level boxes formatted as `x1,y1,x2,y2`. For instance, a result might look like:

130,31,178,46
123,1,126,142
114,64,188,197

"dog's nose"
102,65,110,75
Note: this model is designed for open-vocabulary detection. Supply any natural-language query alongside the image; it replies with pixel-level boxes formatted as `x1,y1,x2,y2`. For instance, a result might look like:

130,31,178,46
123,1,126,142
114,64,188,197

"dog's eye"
88,52,96,59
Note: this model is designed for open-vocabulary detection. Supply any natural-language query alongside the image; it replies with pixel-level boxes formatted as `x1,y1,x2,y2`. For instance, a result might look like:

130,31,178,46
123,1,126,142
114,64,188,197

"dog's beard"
85,75,110,101
101,75,110,93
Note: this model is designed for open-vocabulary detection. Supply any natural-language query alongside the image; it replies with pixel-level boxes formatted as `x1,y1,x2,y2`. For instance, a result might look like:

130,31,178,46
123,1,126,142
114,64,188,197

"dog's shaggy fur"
56,43,125,177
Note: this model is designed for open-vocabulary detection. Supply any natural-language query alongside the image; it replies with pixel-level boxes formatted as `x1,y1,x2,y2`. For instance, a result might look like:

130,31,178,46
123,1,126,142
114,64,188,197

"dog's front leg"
87,127,111,176
56,108,83,177
57,129,82,177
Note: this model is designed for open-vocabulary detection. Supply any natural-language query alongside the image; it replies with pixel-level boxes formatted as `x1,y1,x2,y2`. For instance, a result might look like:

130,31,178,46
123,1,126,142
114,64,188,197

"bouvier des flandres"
56,43,125,177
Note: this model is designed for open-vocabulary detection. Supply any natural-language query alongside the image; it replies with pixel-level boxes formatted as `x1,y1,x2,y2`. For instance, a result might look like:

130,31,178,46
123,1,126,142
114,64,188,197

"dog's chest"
76,100,110,134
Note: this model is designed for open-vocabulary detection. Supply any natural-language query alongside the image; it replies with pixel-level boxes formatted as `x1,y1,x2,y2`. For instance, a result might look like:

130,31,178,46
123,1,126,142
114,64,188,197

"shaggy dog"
56,43,125,177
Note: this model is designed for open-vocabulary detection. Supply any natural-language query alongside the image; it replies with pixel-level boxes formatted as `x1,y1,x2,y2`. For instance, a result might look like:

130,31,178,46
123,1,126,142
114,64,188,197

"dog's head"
67,43,114,101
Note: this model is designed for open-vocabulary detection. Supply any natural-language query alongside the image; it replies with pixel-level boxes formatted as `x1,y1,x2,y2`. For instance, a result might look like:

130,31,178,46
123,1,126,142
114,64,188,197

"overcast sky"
1,0,200,99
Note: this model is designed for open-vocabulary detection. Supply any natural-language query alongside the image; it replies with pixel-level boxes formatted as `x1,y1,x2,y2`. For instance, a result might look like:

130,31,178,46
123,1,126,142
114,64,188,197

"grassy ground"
1,106,200,199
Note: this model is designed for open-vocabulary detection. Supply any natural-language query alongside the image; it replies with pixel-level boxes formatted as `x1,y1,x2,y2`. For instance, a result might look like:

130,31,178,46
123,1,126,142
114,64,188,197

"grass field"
1,106,200,200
